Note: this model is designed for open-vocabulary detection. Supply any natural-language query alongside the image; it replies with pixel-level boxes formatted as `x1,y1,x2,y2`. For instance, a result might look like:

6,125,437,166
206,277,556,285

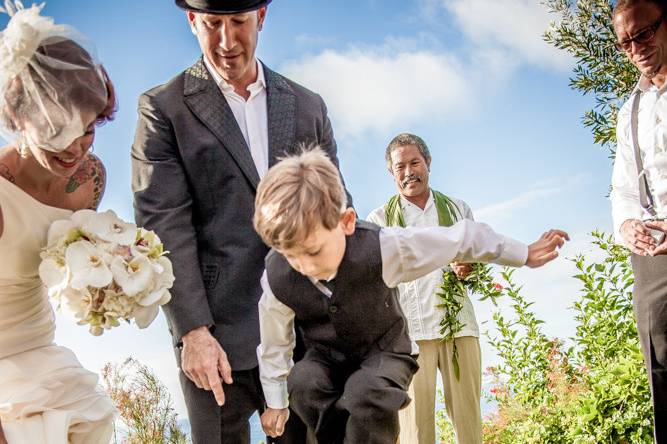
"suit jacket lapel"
264,64,296,167
183,58,261,188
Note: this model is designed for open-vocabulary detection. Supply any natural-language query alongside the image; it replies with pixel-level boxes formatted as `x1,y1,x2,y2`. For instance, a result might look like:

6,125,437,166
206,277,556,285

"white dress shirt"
611,76,667,245
367,192,479,341
256,220,528,409
203,56,269,178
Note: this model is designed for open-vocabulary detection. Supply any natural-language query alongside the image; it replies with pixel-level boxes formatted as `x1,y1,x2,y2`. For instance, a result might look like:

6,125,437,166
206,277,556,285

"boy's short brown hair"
254,147,347,251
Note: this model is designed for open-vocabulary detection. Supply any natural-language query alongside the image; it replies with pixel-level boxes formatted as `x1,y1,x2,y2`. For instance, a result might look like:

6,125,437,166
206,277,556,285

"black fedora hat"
175,0,272,14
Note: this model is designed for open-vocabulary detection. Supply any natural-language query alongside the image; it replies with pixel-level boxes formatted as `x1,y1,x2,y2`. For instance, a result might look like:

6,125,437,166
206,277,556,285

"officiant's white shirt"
611,76,667,246
256,220,528,409
204,56,269,178
367,192,480,341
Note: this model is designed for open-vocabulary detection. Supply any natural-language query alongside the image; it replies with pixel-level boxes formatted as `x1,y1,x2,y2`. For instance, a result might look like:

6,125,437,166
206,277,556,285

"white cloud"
281,45,471,139
280,1,572,139
441,0,572,70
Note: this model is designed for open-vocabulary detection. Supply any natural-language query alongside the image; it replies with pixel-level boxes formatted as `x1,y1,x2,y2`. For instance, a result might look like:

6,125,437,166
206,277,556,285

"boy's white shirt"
257,219,528,409
367,192,480,340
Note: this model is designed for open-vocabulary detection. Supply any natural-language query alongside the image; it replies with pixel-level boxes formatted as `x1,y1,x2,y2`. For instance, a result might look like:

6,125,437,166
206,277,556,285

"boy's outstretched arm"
525,229,570,268
380,220,569,287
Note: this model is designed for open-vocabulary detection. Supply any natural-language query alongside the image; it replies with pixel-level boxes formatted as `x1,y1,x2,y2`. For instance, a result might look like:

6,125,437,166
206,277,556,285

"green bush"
436,233,653,443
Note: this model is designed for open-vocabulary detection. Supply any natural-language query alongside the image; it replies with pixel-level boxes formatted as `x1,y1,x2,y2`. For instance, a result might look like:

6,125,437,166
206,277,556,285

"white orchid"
133,303,160,329
45,219,76,248
82,210,137,246
110,254,154,297
38,256,68,295
153,256,175,290
66,240,113,290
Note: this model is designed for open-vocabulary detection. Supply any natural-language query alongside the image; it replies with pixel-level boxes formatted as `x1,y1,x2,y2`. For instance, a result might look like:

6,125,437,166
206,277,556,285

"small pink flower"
493,283,503,291
490,388,498,395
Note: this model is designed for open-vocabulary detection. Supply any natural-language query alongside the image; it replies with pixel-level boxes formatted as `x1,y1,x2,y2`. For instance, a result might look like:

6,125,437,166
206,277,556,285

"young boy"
253,148,568,444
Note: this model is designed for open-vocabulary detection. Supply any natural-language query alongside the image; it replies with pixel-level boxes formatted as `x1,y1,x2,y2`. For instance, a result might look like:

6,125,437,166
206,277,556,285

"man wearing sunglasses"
611,1,667,441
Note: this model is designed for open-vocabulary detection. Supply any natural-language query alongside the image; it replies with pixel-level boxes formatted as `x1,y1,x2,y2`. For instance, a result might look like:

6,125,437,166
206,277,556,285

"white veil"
0,1,109,153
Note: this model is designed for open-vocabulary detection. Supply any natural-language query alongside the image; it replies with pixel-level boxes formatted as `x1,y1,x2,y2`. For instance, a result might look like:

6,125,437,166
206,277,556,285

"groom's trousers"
631,254,667,443
180,366,307,444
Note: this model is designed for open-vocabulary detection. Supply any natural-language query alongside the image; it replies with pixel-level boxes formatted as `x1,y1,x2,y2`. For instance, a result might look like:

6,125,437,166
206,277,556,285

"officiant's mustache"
401,174,422,188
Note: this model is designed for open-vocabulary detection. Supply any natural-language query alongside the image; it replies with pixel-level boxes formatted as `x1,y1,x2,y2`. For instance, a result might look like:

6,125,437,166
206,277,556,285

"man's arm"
380,220,567,287
257,272,296,437
132,92,214,342
131,93,231,405
610,109,654,254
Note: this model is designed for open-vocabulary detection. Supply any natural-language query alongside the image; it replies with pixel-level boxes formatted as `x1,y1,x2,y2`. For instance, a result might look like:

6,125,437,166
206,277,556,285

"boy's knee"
288,360,330,397
342,372,409,417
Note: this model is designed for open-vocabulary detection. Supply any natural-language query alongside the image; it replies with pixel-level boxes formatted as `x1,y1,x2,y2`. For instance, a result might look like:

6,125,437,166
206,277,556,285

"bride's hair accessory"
0,1,112,153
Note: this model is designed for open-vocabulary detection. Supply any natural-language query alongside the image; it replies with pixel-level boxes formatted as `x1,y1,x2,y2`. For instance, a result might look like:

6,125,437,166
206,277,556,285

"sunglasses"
615,13,666,52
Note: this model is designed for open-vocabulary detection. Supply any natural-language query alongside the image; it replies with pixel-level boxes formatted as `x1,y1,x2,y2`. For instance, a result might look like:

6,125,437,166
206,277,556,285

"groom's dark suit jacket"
131,58,349,370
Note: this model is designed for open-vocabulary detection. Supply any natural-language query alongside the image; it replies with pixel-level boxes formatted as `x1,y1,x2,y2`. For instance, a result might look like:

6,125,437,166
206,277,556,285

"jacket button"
329,305,338,314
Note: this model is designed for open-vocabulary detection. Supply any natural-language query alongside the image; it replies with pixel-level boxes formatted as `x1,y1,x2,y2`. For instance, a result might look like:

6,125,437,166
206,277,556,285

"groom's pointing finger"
209,372,226,406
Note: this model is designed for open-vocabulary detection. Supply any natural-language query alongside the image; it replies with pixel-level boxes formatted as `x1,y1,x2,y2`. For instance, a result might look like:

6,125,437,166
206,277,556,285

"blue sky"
1,0,618,436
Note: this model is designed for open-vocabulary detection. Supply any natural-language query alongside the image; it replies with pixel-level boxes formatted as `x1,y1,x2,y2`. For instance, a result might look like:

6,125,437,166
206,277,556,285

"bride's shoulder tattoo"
0,163,15,183
66,155,106,209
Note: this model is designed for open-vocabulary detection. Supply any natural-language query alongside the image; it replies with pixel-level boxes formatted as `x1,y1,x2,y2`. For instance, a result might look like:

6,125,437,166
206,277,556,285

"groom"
131,1,349,442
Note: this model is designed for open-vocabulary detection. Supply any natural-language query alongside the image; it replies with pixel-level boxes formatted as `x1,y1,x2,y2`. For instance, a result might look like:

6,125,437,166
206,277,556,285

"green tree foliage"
543,0,638,154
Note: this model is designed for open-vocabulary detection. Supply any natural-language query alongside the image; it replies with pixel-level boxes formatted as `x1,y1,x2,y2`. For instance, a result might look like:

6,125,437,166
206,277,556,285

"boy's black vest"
265,221,413,359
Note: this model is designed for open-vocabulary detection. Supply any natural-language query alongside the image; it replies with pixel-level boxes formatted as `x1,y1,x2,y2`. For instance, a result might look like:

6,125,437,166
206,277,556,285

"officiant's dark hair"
385,133,431,171
613,0,665,19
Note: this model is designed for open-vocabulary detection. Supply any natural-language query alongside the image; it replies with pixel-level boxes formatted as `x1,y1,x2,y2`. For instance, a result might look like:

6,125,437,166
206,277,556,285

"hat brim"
175,0,271,14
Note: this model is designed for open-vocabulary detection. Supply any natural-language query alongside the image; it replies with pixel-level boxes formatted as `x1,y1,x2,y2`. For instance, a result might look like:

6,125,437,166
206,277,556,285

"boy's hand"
261,407,290,438
525,229,569,268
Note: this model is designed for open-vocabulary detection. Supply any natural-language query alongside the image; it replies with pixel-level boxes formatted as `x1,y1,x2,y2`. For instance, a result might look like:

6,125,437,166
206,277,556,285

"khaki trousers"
399,337,482,444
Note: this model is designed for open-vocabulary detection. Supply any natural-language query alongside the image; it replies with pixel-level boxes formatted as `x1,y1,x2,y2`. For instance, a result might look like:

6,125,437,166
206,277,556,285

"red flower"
493,283,503,291
490,388,498,395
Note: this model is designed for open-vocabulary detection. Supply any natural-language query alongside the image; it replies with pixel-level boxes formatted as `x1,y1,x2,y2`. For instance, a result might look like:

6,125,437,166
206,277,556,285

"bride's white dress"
0,177,115,443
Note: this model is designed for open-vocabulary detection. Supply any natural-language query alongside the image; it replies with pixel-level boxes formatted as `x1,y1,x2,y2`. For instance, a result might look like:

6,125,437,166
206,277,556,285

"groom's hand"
261,407,289,438
181,326,233,406
525,229,569,268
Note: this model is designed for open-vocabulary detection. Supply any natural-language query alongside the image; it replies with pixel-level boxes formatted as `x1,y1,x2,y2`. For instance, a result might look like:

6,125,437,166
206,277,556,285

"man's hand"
261,408,290,438
451,262,473,279
621,219,657,256
643,220,667,256
525,229,570,268
181,326,233,406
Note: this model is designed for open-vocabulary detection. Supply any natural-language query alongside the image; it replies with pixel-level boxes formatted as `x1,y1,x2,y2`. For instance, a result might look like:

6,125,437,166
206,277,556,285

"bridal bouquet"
38,209,174,336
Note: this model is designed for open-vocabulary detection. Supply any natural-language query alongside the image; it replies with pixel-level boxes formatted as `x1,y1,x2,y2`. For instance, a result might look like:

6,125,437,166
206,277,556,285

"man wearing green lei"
367,133,482,444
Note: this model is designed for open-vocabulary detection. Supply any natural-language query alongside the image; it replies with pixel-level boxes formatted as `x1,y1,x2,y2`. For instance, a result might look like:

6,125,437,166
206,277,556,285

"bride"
0,3,117,443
